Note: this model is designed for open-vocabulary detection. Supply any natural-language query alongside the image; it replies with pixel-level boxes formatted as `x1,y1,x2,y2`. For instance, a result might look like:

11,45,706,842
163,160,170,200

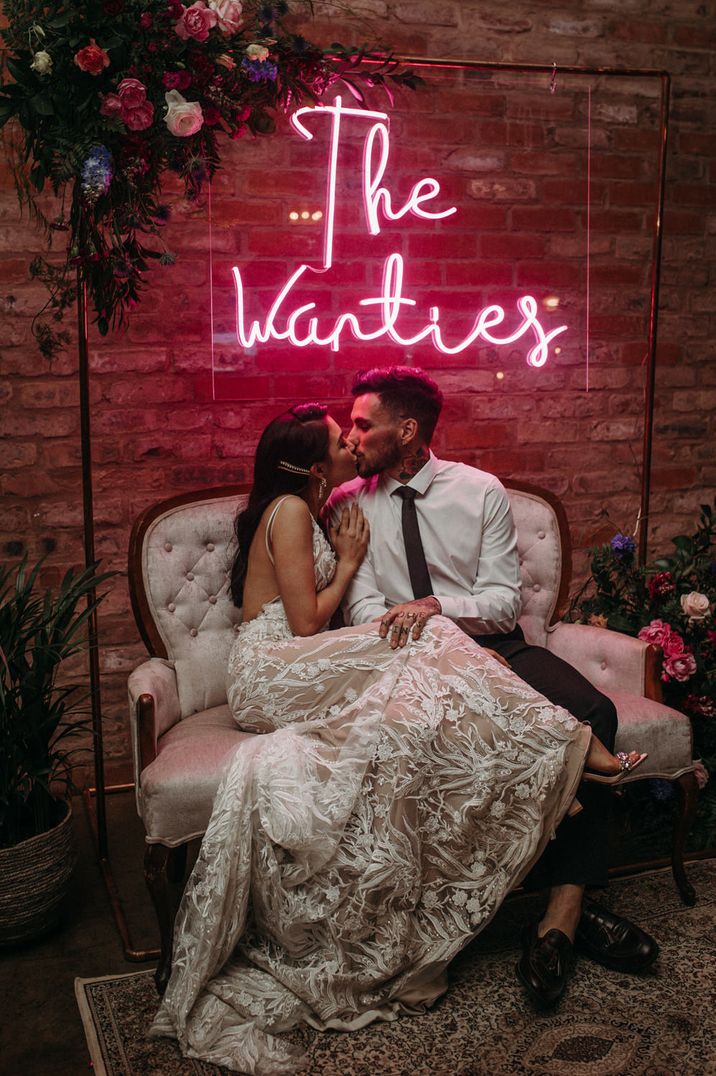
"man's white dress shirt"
329,453,522,636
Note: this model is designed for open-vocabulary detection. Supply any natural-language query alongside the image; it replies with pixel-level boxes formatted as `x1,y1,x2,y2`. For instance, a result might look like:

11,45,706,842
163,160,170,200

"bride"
151,403,639,1073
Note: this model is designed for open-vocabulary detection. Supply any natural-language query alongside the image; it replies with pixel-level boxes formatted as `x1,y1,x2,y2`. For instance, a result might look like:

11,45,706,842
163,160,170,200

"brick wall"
1,1,714,780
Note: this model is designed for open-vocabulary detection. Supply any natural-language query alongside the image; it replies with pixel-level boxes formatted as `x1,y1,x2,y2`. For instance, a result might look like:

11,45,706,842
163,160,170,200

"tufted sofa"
128,481,698,991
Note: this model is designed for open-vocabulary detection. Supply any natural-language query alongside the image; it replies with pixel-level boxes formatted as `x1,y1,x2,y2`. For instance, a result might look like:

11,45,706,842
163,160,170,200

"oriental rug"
75,860,716,1076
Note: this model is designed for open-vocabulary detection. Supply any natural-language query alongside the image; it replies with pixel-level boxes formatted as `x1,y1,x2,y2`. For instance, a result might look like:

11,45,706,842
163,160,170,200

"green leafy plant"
571,500,716,776
0,0,421,357
0,558,114,848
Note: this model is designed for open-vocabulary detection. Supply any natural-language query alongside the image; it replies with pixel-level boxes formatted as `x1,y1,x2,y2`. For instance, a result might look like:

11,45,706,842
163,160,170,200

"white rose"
680,591,711,621
245,43,269,61
30,50,53,75
209,0,243,34
164,90,204,137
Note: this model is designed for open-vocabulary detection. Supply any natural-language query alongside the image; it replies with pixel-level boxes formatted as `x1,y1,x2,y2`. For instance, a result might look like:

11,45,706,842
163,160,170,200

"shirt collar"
382,451,437,498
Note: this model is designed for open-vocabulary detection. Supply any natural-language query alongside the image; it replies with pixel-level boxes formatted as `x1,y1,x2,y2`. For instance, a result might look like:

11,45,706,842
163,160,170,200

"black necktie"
394,487,433,599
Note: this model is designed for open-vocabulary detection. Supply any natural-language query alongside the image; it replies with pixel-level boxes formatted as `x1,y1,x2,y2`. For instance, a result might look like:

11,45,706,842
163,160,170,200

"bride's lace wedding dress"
151,511,590,1073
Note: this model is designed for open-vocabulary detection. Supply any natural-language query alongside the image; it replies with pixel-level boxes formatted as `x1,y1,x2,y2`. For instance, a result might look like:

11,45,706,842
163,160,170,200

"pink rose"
209,0,243,34
175,1,218,41
99,92,123,118
638,619,672,647
107,78,155,131
164,90,204,136
117,77,147,109
663,631,686,659
662,651,696,682
124,101,154,131
74,39,111,76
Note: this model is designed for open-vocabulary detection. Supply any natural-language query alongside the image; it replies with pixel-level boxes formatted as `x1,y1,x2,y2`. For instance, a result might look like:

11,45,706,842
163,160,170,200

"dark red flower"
203,105,222,125
139,12,153,27
647,571,676,600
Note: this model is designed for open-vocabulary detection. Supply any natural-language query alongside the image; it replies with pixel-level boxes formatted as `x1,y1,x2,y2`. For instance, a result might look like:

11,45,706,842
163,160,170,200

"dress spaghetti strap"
264,496,291,565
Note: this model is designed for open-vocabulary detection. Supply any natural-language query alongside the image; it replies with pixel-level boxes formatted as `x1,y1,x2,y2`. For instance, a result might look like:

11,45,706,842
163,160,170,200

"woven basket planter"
0,800,76,947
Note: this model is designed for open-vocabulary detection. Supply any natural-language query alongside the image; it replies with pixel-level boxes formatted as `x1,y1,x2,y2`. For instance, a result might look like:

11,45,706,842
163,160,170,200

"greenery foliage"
0,0,420,356
0,559,113,848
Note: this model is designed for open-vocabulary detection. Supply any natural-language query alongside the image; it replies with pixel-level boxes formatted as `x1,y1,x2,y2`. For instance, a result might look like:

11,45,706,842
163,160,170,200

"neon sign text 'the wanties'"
232,96,568,367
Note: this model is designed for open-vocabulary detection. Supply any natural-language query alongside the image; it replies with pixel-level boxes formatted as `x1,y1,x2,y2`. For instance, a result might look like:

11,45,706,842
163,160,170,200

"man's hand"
376,597,442,649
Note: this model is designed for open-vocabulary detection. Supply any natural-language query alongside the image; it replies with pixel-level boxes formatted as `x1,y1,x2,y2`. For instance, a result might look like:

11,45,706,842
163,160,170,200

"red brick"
479,234,546,259
669,183,716,208
443,261,513,286
510,151,578,176
678,131,714,155
0,441,38,468
511,208,577,232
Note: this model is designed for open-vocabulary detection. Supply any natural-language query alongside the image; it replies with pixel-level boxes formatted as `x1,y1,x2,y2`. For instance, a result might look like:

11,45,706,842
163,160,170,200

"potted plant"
0,557,113,945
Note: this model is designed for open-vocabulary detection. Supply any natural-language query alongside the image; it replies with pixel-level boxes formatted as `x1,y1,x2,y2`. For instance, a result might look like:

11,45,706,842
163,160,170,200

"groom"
330,364,658,1008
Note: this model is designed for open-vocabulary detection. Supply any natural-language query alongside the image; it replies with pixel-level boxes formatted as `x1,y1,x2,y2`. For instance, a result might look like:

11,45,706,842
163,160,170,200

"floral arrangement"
572,500,716,780
0,0,419,356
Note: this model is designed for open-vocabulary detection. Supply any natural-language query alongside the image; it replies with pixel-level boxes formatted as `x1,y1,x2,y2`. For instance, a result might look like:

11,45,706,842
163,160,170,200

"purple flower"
610,533,636,560
81,145,113,203
241,57,278,82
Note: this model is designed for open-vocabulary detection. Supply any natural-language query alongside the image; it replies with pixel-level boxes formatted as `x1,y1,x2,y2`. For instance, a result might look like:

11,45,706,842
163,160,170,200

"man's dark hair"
351,366,443,444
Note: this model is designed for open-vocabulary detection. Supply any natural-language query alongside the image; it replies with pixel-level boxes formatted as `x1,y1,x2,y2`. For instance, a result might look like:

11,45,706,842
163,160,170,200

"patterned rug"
75,861,716,1076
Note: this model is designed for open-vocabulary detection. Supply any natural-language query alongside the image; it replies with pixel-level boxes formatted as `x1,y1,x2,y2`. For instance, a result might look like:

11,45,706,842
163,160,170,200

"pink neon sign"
232,96,568,367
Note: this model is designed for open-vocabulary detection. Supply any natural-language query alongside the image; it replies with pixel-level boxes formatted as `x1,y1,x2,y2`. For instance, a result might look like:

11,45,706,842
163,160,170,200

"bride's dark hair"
230,403,329,606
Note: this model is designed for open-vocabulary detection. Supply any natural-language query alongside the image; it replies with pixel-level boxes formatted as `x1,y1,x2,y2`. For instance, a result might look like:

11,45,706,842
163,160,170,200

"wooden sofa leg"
671,771,699,907
145,842,184,994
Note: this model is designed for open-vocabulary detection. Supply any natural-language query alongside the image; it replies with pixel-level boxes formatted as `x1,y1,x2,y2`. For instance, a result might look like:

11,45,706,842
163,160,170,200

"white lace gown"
151,519,591,1073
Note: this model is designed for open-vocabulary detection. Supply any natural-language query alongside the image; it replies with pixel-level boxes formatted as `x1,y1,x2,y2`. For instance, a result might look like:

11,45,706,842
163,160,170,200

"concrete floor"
0,791,162,1076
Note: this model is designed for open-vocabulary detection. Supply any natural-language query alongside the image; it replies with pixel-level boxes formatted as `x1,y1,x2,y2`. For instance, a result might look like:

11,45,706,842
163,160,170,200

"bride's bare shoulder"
264,495,312,536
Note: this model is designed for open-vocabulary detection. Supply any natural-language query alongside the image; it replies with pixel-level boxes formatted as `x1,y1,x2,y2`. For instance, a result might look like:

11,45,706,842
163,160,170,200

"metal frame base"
82,783,159,963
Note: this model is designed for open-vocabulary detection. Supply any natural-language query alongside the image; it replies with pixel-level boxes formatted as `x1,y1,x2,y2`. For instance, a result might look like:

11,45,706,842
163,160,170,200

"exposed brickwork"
1,2,714,779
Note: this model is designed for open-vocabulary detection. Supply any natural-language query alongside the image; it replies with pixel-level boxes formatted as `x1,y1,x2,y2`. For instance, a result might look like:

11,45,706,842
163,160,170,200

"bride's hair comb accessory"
277,460,312,477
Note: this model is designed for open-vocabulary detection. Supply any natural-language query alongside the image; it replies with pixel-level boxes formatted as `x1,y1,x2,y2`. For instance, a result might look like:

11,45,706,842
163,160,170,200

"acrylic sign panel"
200,64,661,544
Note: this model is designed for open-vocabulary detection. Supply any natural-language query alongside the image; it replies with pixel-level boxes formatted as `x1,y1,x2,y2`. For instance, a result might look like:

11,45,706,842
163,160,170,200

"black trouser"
476,626,618,889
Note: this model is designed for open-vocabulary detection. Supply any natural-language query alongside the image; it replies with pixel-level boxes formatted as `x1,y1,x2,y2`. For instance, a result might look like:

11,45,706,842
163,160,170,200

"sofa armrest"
545,622,663,700
128,658,181,782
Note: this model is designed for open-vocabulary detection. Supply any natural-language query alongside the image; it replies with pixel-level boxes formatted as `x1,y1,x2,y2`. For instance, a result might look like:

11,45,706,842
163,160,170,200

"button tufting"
533,584,541,592
537,530,546,540
208,595,217,604
164,542,173,552
190,628,198,637
600,660,607,670
206,542,215,552
186,571,194,581
167,603,176,613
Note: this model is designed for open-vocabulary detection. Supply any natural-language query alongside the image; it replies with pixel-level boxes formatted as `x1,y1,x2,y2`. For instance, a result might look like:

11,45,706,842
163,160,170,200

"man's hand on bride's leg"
376,596,442,648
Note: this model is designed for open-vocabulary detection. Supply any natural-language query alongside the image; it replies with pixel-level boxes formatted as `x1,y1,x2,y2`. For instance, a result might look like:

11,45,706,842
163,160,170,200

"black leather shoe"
575,900,659,972
516,923,573,1008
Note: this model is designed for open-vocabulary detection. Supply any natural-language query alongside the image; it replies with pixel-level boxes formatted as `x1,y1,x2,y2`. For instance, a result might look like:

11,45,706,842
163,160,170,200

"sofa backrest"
129,482,569,718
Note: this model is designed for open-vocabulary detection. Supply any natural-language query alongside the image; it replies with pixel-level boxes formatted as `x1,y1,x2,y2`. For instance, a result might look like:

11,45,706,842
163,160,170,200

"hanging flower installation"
0,1,420,356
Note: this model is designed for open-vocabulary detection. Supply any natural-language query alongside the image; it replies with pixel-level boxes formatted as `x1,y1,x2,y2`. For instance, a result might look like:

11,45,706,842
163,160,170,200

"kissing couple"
152,365,657,1074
